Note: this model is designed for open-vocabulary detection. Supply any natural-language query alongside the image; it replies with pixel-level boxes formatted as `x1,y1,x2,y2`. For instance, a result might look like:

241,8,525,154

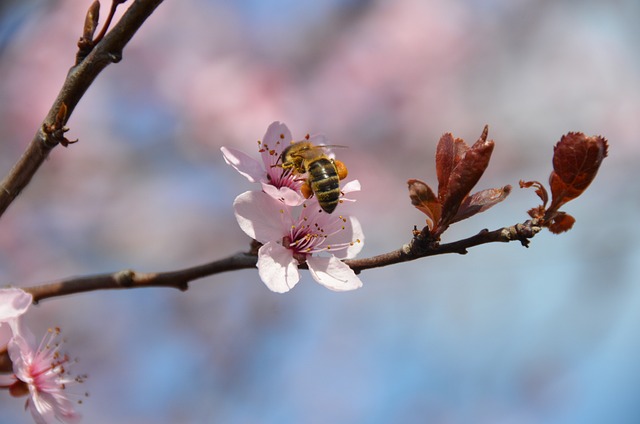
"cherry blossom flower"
221,121,306,206
221,121,356,207
3,327,85,424
234,190,364,293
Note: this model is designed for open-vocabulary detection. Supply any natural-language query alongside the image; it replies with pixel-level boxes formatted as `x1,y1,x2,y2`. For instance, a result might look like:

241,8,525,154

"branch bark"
0,0,164,218
22,220,541,302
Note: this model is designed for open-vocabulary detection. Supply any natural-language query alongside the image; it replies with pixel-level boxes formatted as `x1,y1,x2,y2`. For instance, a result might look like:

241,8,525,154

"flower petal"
341,179,361,194
233,191,289,242
261,183,306,206
307,256,362,291
221,146,265,183
263,122,293,147
0,288,32,322
327,216,364,260
257,242,300,293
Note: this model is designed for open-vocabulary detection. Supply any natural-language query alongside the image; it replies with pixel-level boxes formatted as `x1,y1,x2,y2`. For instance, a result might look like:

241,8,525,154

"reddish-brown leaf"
452,184,512,223
435,133,468,200
519,180,548,207
435,133,455,199
440,130,494,228
546,212,576,234
527,205,546,220
548,133,608,212
408,179,441,229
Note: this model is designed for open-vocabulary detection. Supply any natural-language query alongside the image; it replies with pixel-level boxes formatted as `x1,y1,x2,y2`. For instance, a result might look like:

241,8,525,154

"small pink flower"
3,327,85,424
221,121,306,206
234,191,364,293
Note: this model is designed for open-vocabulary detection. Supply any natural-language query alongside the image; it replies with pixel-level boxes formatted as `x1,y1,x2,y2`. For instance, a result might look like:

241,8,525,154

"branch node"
114,269,136,287
41,103,78,148
109,51,123,63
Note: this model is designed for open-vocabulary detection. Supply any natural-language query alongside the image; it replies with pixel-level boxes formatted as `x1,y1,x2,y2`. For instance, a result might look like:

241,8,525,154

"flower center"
282,204,356,257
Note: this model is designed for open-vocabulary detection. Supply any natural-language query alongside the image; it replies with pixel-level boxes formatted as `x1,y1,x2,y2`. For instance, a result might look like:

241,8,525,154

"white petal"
257,242,300,293
261,183,306,206
233,191,289,242
0,288,32,322
221,147,265,183
329,216,364,260
307,256,363,291
341,179,361,194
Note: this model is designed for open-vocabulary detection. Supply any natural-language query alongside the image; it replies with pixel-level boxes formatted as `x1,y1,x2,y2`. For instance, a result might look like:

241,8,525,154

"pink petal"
307,256,363,291
261,183,306,206
262,122,293,147
329,216,364,260
341,179,361,194
7,333,32,380
233,191,289,242
257,242,300,293
0,288,32,322
221,147,265,183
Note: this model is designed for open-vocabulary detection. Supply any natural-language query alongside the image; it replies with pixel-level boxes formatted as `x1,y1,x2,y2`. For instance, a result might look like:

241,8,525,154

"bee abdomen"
308,158,340,213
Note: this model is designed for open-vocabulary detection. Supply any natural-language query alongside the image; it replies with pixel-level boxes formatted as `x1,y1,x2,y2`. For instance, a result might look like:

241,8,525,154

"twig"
344,219,541,272
25,252,257,303
0,0,164,218
22,220,541,302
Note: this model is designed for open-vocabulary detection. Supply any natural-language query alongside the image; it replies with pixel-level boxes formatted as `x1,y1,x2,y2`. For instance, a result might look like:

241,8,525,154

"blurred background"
0,0,638,422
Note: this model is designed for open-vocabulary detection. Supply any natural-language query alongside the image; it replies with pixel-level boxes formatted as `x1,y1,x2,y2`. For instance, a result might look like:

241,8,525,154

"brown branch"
25,252,257,303
22,220,541,302
344,219,541,272
0,0,164,219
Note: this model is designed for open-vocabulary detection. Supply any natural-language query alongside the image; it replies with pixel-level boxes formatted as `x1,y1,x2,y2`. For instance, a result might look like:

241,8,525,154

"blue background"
0,0,638,423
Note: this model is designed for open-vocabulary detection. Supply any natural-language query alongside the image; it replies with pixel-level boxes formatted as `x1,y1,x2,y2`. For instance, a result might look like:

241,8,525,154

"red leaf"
435,133,467,201
547,212,576,234
408,179,441,230
527,205,546,220
440,127,494,228
547,133,608,213
452,184,512,223
519,180,548,207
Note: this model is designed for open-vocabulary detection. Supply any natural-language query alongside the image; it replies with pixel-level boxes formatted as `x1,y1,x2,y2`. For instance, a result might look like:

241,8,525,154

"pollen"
280,133,285,139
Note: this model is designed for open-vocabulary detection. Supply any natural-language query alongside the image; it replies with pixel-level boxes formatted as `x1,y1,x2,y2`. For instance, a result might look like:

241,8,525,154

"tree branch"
25,252,257,303
0,0,164,218
22,220,541,302
344,219,541,272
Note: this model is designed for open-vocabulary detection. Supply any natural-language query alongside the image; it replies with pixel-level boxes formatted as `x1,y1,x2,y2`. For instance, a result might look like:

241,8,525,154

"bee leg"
334,159,348,180
301,182,314,199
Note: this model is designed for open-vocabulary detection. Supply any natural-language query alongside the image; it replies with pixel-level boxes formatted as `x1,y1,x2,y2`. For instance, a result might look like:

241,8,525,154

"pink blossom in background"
4,328,84,424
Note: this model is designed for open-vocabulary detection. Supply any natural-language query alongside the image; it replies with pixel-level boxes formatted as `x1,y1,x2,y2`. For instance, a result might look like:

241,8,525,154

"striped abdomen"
307,158,340,213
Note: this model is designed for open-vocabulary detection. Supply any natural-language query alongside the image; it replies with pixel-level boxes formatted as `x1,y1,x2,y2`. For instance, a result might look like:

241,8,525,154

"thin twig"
0,0,164,218
22,220,541,302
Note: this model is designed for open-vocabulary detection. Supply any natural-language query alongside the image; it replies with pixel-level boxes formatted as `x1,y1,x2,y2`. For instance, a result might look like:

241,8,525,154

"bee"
279,140,349,214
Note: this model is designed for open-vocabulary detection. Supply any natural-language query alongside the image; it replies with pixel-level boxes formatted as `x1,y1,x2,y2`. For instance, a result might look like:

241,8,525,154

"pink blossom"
222,121,347,207
234,190,364,293
4,327,84,424
221,121,305,206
